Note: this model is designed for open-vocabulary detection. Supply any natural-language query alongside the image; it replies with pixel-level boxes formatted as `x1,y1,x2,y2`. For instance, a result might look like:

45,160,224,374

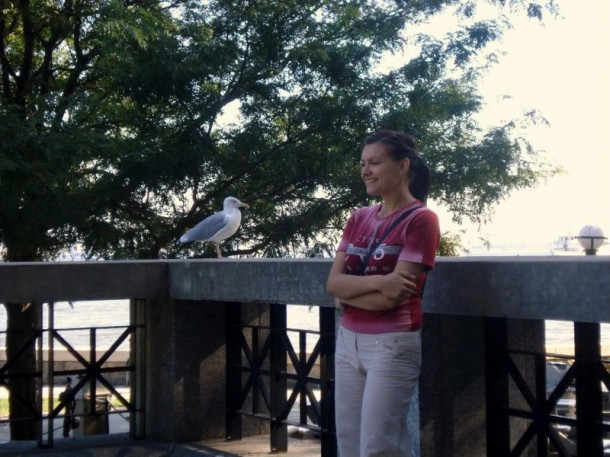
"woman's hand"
340,270,419,312
327,254,423,312
376,271,417,303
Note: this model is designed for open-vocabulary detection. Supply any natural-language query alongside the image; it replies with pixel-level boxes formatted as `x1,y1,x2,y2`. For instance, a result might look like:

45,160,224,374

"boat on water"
550,236,582,255
550,234,610,256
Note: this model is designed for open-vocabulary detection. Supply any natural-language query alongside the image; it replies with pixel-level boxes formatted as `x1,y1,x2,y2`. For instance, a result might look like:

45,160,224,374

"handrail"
1,257,610,322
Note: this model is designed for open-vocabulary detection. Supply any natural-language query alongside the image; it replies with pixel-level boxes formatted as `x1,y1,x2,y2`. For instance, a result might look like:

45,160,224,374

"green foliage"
1,0,560,261
437,231,467,257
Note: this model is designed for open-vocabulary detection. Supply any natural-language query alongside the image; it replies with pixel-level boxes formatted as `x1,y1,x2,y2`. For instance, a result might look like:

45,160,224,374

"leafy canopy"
0,0,560,261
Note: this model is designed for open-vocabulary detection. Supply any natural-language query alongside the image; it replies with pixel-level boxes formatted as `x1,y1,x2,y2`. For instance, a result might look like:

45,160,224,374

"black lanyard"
357,205,422,276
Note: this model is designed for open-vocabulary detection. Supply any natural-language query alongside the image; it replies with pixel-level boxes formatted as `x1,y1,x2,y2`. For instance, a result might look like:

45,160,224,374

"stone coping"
0,257,609,323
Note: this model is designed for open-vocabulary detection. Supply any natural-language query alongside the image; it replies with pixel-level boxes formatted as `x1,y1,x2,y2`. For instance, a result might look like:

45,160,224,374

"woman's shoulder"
410,205,440,230
347,204,380,223
413,205,437,218
352,204,380,217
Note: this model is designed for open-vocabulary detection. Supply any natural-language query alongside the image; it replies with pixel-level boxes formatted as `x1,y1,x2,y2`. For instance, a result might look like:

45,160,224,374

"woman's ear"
399,157,410,176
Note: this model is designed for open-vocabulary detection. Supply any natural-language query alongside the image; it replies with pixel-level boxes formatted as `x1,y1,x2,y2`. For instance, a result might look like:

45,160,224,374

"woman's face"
360,143,408,196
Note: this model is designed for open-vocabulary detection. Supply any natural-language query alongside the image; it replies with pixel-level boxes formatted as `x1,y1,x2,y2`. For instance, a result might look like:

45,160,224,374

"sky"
426,1,610,253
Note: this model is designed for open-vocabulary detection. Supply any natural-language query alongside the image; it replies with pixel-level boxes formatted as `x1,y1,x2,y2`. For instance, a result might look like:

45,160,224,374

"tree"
1,0,558,439
68,0,559,260
0,0,179,438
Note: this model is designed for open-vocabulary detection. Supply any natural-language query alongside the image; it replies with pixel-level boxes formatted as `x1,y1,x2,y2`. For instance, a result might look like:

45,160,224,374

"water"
1,301,608,355
286,305,320,354
546,320,610,355
0,301,320,354
0,300,130,351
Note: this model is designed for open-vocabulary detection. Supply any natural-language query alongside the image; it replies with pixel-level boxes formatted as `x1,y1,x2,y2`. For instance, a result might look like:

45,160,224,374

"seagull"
179,196,249,258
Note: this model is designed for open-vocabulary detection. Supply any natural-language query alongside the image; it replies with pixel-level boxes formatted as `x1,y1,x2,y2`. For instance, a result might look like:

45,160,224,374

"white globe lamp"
576,225,606,255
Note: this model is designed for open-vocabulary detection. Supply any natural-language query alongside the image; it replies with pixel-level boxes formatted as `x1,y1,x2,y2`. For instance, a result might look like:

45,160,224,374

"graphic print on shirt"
338,203,437,278
344,223,382,271
345,242,402,274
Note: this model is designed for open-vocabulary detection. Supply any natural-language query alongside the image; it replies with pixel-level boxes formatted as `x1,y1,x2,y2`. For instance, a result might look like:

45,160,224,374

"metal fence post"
130,299,147,439
225,302,243,441
485,317,510,457
319,306,336,457
574,321,603,457
269,303,288,452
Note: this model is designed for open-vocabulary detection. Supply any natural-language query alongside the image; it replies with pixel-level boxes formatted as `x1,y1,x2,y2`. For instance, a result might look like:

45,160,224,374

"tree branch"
0,6,17,98
15,0,35,106
52,14,98,127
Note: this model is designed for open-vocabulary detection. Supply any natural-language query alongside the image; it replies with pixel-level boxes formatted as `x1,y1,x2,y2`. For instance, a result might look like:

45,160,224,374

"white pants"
335,325,421,457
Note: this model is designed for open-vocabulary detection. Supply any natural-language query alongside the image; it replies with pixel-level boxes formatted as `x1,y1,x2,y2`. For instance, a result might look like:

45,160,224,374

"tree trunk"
4,302,41,441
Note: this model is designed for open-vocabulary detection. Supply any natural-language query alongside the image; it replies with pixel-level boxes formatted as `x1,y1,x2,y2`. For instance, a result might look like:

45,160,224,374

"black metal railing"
0,301,144,446
46,326,141,446
486,317,610,457
226,303,336,457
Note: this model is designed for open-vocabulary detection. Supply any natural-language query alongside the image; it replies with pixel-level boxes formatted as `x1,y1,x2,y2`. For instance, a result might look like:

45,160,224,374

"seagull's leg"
215,242,222,258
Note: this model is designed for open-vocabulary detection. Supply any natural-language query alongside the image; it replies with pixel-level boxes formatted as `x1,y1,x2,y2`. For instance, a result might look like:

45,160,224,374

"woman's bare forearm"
327,253,419,305
327,272,382,300
339,292,401,311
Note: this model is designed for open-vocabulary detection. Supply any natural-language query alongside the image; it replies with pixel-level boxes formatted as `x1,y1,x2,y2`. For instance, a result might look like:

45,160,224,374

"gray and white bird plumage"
179,196,249,257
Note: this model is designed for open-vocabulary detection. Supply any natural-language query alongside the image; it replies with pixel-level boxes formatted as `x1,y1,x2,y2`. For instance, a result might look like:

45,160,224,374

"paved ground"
0,385,321,456
0,412,321,456
0,432,321,457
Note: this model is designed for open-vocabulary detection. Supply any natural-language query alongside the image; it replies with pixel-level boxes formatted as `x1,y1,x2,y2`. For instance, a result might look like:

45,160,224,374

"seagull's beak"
240,202,250,209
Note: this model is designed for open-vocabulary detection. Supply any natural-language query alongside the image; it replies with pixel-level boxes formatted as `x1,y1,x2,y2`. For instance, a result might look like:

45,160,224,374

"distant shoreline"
0,348,129,363
545,345,610,358
1,346,609,361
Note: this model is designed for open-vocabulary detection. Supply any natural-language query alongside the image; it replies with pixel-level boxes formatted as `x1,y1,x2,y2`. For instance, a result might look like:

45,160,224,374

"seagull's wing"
179,212,228,243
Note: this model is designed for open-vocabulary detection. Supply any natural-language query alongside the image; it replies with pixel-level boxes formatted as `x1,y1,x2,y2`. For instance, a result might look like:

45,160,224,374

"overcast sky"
428,1,610,252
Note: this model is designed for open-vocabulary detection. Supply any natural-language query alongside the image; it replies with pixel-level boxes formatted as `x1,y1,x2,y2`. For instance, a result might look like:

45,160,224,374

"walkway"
0,432,321,457
0,405,321,456
0,384,321,456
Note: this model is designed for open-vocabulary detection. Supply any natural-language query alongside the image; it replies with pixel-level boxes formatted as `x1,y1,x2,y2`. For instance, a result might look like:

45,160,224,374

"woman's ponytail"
407,155,430,204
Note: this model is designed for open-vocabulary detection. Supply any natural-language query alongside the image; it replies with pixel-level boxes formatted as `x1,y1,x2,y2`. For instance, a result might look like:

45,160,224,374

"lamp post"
575,225,607,255
573,224,606,456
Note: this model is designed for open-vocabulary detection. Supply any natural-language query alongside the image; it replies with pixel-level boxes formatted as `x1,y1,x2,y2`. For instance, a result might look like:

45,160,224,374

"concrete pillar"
145,298,268,442
419,314,544,457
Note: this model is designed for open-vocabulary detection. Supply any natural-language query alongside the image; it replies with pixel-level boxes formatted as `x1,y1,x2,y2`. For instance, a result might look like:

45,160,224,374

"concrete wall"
168,257,610,323
2,257,609,454
420,314,487,456
0,260,168,303
2,257,609,322
144,298,269,442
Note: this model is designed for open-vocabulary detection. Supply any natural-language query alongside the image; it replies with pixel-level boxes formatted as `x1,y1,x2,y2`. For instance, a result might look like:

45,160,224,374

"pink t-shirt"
336,201,440,333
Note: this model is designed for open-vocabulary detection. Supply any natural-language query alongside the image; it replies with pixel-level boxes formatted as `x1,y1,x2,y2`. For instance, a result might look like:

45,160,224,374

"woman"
327,129,440,457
